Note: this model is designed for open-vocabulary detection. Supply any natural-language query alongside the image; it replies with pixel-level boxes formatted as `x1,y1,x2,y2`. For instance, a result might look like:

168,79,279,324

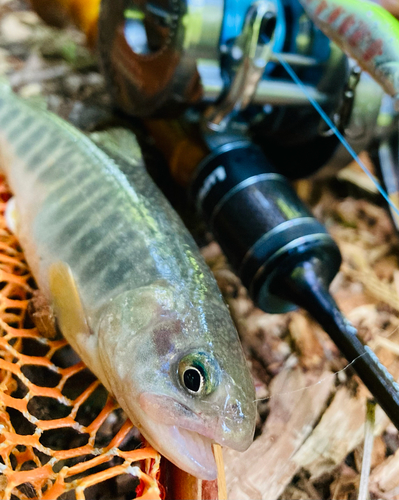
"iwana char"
0,82,256,480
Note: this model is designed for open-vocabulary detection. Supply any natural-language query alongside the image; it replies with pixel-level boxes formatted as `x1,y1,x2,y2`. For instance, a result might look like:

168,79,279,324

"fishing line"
254,323,399,403
253,352,366,403
276,54,399,220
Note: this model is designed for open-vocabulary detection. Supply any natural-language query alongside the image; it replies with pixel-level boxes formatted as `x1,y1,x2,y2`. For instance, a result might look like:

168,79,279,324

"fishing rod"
97,0,399,429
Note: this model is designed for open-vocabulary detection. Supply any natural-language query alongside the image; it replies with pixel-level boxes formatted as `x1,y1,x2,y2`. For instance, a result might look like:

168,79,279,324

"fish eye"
178,352,219,397
182,366,204,394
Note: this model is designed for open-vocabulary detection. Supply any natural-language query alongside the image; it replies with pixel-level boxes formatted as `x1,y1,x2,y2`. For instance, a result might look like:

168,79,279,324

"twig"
358,400,376,500
213,444,227,500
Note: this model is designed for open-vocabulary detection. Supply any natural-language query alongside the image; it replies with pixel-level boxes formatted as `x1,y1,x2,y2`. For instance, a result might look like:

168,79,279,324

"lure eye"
178,352,219,397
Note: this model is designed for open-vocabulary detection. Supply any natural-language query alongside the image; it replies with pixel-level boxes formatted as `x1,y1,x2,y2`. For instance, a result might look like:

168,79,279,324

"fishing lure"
299,0,399,107
0,82,256,480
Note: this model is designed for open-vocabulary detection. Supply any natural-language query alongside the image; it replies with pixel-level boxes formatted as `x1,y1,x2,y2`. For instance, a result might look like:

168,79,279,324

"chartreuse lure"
300,0,399,106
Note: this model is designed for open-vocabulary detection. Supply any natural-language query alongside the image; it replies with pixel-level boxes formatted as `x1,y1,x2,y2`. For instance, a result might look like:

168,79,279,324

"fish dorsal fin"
0,77,11,95
49,262,90,340
90,127,144,169
24,94,48,111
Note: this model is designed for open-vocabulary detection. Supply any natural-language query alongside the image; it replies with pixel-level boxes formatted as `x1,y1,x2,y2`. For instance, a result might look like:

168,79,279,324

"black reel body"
191,141,341,313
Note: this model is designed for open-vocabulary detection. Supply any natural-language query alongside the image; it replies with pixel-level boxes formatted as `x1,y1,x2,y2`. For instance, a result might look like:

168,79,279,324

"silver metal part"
198,62,329,106
379,141,399,215
316,71,385,179
319,64,362,137
204,1,277,131
99,0,333,117
271,53,318,66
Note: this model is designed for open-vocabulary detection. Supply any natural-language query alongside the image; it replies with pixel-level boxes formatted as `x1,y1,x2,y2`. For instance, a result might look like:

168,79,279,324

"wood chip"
224,367,333,499
342,263,399,312
292,383,392,481
370,444,399,497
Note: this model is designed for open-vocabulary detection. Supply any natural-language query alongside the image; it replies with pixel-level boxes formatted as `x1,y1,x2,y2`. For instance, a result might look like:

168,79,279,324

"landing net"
0,176,162,499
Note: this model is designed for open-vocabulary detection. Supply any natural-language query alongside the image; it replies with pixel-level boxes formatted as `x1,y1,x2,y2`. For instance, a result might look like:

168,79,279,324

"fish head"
97,281,256,480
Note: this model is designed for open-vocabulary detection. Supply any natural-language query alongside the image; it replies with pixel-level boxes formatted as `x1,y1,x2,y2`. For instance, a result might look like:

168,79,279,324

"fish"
0,81,256,480
299,0,399,107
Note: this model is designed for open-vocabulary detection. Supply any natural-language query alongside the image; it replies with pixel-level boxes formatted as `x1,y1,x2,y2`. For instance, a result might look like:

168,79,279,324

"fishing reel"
98,0,393,312
98,0,387,161
97,0,399,430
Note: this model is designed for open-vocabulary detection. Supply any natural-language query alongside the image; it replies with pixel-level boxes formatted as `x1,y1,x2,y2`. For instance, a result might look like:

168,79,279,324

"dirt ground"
2,1,399,498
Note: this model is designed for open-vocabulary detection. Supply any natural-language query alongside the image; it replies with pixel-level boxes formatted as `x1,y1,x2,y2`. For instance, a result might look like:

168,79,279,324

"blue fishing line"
277,54,399,219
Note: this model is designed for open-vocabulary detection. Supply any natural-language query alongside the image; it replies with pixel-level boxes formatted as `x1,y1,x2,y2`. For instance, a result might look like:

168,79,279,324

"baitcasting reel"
98,0,399,429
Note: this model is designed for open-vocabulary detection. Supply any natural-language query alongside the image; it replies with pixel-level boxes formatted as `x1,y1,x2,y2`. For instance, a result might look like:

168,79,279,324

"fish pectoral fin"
5,197,20,235
49,262,90,339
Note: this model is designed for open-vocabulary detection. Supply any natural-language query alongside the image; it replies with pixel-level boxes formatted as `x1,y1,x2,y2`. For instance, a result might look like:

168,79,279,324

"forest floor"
2,1,399,498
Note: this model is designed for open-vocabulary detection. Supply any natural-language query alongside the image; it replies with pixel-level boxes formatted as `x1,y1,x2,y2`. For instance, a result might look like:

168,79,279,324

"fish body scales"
0,85,256,480
0,91,202,312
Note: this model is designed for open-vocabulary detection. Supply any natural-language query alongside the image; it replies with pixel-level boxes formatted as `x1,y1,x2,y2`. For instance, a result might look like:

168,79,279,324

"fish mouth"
138,392,218,479
138,391,254,479
141,418,217,480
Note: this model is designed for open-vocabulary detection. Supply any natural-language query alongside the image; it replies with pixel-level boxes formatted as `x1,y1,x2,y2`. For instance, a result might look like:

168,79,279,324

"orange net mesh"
0,176,163,499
